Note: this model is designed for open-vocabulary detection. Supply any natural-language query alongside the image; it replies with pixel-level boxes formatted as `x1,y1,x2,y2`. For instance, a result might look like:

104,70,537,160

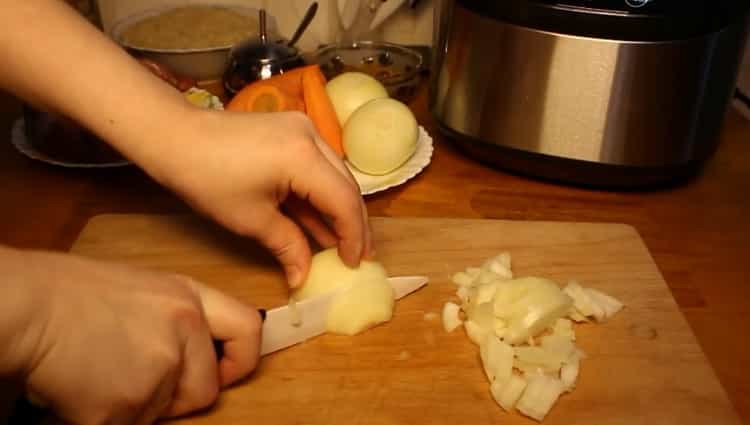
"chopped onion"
456,286,471,303
442,302,463,332
490,373,527,411
551,318,576,341
464,320,488,346
514,346,564,373
441,252,624,421
480,336,514,383
516,374,565,421
452,271,475,287
560,352,580,392
493,277,573,345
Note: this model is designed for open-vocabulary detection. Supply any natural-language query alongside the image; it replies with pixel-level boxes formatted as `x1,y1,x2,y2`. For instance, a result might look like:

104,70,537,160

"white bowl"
109,4,279,82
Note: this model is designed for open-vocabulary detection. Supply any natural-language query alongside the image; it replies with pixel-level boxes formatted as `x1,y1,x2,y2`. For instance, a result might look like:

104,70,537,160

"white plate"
346,126,434,195
11,118,131,168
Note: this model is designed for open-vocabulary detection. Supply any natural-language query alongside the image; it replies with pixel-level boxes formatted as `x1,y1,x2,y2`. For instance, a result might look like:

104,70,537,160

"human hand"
12,250,262,424
141,110,372,288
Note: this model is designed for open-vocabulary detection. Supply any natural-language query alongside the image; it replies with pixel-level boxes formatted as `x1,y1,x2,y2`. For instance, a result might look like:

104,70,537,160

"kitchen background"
94,0,433,52
64,0,748,119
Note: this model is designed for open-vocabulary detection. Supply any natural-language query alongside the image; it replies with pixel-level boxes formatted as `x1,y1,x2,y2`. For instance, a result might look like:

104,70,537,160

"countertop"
1,89,749,423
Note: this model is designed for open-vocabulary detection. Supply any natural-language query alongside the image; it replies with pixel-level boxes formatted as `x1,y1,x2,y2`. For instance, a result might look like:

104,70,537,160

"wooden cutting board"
70,214,741,425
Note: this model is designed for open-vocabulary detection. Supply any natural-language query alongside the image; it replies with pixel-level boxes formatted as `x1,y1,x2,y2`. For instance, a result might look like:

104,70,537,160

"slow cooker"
430,0,750,188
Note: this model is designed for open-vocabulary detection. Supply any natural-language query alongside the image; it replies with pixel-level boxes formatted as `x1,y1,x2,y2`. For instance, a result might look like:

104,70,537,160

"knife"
261,275,429,355
10,276,428,423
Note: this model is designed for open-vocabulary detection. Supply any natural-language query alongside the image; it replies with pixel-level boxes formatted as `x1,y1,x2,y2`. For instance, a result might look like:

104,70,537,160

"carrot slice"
301,65,344,157
227,67,306,111
227,84,305,113
250,66,308,98
226,65,344,157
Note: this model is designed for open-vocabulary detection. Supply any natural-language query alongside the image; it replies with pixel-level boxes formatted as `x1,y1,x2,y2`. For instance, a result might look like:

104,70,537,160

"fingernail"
288,266,302,289
258,309,267,322
365,243,376,259
342,240,363,267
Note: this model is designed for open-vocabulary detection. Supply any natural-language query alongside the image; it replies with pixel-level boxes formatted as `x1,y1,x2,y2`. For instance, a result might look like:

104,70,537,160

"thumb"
191,281,263,387
255,210,312,289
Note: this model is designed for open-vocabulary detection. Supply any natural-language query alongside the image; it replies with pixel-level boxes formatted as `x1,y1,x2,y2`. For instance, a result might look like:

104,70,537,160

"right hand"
12,250,262,425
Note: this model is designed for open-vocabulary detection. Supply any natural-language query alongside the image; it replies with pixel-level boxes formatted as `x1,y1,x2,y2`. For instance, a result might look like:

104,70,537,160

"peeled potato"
325,72,389,126
291,248,394,335
343,98,418,175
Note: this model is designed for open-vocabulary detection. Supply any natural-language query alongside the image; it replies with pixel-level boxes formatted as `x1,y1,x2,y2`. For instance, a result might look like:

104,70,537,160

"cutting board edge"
79,213,643,237
66,213,746,425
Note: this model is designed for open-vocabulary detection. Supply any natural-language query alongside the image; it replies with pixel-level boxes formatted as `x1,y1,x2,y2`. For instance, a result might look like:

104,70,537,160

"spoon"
259,8,268,44
287,2,318,48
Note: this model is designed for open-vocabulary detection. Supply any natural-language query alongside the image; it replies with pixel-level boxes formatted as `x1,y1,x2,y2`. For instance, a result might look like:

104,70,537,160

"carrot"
231,66,310,103
226,65,344,157
301,65,344,157
227,84,305,113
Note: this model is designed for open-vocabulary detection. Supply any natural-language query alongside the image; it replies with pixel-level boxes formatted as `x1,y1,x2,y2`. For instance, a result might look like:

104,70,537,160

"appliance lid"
458,0,750,41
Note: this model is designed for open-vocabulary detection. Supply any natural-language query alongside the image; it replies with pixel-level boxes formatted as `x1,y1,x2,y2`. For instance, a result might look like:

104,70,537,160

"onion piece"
452,271,475,287
516,374,565,421
442,302,463,332
490,373,527,412
464,320,489,346
480,336,514,383
493,277,573,345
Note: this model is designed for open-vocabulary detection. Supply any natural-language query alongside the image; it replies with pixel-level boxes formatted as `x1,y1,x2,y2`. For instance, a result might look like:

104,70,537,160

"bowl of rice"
110,4,280,82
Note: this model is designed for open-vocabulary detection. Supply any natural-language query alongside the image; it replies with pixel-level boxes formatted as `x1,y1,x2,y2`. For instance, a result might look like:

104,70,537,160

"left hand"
137,109,372,288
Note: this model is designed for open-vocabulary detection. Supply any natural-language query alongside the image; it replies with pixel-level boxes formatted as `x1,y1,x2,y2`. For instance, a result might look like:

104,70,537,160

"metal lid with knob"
223,4,318,97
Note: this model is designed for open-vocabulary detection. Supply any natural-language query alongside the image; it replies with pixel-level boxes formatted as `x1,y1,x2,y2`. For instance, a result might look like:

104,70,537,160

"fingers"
134,368,180,425
164,317,219,417
309,134,374,262
290,151,366,268
252,209,314,288
313,134,360,190
357,197,374,259
191,282,263,386
284,195,338,249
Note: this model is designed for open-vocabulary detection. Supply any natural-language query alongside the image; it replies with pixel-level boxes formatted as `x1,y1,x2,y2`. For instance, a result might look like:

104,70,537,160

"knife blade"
260,275,428,355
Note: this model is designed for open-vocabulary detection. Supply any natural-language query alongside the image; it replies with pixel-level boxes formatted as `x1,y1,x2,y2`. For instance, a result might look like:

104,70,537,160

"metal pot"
109,4,279,82
431,0,750,188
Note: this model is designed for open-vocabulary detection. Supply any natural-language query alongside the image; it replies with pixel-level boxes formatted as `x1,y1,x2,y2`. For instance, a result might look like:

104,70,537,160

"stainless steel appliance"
431,0,750,188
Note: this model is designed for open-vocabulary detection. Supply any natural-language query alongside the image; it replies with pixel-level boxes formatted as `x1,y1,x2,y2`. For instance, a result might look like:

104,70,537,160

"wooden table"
1,89,749,423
